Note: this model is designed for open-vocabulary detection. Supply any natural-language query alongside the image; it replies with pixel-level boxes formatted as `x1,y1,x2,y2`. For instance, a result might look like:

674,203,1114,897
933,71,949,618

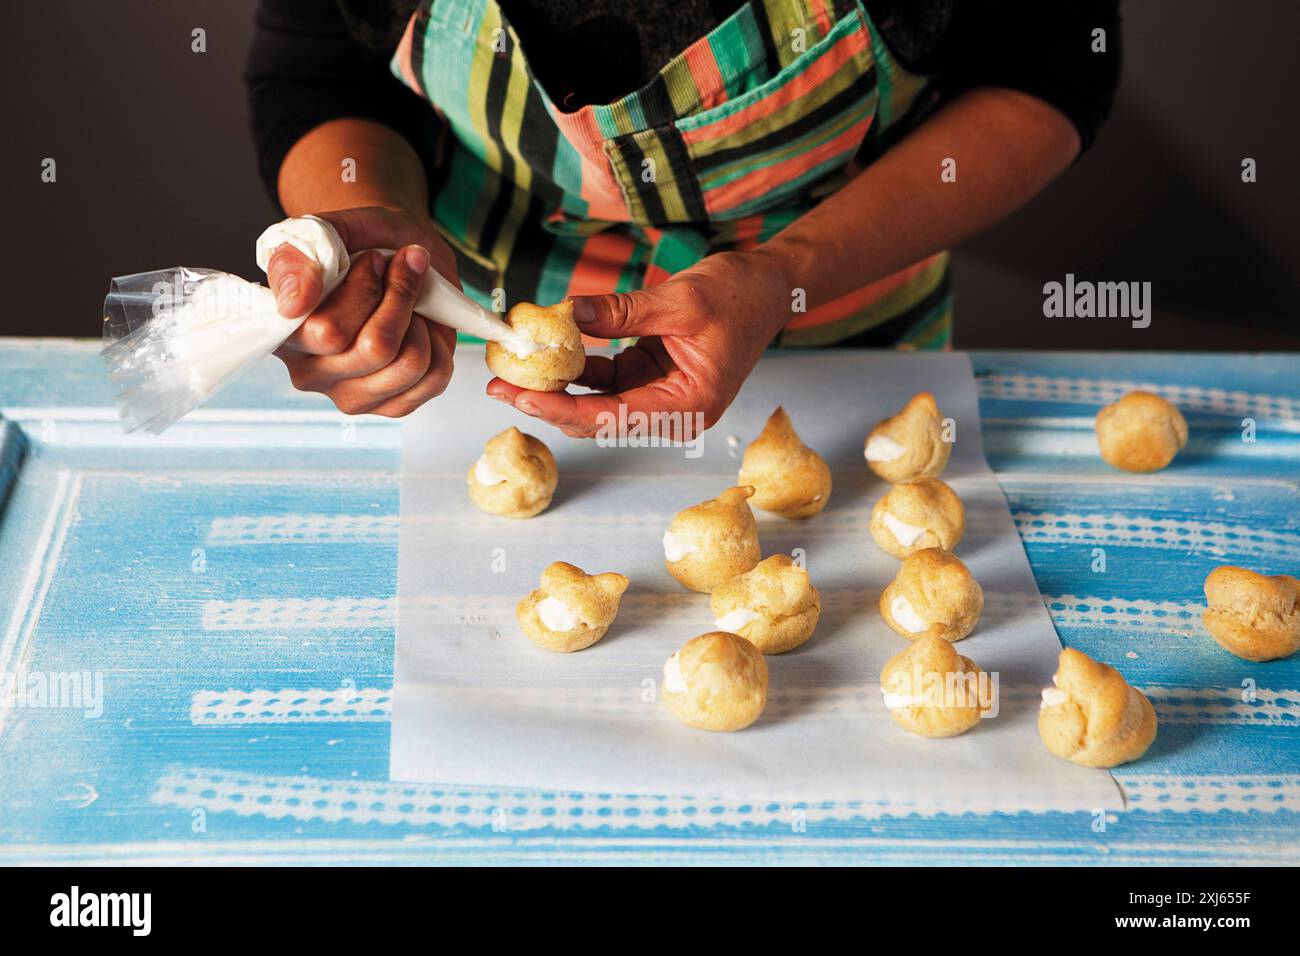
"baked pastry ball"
737,407,832,519
1203,565,1300,661
466,426,558,519
1038,648,1156,768
868,477,965,559
663,486,761,592
484,300,585,392
710,554,820,654
879,548,983,642
879,634,988,738
516,561,630,653
1095,390,1188,472
661,631,768,731
864,392,951,483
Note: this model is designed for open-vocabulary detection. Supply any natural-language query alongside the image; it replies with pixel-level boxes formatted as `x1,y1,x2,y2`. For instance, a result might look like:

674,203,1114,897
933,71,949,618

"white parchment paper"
392,350,1122,813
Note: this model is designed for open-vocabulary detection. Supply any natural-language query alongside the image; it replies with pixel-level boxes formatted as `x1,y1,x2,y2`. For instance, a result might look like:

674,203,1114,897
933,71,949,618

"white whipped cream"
663,529,696,562
537,596,583,632
663,653,687,694
882,511,927,547
1040,687,1068,710
889,595,930,633
881,688,919,710
865,434,907,462
501,329,547,358
715,608,760,634
473,454,508,486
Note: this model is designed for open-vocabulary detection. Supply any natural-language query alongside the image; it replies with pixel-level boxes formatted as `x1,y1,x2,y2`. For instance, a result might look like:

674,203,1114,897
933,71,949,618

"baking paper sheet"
392,351,1123,813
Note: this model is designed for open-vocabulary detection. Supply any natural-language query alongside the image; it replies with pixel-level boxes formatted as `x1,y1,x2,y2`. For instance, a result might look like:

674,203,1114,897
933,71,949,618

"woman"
247,0,1119,434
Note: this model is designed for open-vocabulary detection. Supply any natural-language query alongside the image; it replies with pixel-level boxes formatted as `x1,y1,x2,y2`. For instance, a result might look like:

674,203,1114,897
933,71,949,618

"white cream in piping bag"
889,595,930,633
865,433,907,462
473,455,508,486
881,511,927,547
715,608,760,633
537,596,585,632
663,530,697,562
663,653,688,694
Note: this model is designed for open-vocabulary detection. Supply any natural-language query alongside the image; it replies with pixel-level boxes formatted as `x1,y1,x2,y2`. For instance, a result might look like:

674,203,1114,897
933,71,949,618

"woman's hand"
486,249,793,438
264,206,460,418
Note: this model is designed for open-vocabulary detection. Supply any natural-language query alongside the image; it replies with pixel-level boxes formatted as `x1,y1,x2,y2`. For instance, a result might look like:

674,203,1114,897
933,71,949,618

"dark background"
2,0,1297,349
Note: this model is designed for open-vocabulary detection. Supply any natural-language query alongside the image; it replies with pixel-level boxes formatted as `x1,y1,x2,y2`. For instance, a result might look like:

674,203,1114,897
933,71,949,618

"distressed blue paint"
0,342,1297,864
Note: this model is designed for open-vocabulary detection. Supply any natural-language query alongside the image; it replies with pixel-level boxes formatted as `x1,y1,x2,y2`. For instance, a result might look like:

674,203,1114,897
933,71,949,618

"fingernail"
275,276,299,316
570,298,596,325
405,246,430,272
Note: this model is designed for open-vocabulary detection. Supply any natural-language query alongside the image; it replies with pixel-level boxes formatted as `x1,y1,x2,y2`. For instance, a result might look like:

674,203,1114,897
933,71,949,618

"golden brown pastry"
1038,648,1157,768
710,554,820,654
661,631,768,731
466,426,558,519
663,486,761,592
864,392,951,483
737,407,832,519
516,561,630,653
879,548,983,642
1094,390,1188,472
485,300,585,392
1203,565,1300,661
868,477,965,559
879,634,989,738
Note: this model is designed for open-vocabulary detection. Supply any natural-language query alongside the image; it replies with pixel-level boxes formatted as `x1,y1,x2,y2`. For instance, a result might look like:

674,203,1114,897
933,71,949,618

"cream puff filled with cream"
661,631,768,731
485,300,585,392
864,392,951,483
879,634,989,738
710,554,820,654
466,427,558,519
868,477,965,559
516,561,630,653
879,548,983,642
737,407,832,519
663,486,761,592
1038,648,1157,768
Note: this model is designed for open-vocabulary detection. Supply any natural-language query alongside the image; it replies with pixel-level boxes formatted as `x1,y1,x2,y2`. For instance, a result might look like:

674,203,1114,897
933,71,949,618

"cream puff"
710,554,820,654
1038,648,1156,768
663,486,761,592
879,634,989,738
737,407,832,519
1203,565,1300,661
484,300,585,392
516,561,630,653
466,426,558,519
661,631,768,731
1095,390,1188,472
879,548,983,642
864,392,951,483
868,478,965,559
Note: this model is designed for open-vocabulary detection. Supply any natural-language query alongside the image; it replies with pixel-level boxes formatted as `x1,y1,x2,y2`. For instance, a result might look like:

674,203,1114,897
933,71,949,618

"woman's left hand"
486,249,793,439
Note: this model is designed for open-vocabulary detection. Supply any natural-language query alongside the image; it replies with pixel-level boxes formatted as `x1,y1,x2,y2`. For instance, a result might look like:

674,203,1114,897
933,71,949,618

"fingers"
572,338,670,392
266,243,324,319
489,377,696,439
365,322,455,418
325,313,434,415
315,207,460,283
569,286,672,340
280,250,387,356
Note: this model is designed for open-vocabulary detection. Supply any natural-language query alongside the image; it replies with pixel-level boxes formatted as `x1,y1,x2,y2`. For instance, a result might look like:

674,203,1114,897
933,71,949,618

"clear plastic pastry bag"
101,267,302,434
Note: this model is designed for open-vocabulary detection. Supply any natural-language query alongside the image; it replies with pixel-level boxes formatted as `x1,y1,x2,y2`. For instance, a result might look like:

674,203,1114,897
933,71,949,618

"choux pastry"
864,392,951,483
879,548,983,642
663,486,761,592
869,477,965,559
1038,648,1156,768
879,634,989,738
485,300,585,392
710,554,820,654
516,561,629,653
661,631,768,731
1094,390,1188,472
737,407,832,519
1203,565,1300,661
466,426,558,519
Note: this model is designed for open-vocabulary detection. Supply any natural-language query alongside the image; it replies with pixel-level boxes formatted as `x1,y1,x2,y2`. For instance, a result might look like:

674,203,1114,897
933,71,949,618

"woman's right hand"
264,206,461,418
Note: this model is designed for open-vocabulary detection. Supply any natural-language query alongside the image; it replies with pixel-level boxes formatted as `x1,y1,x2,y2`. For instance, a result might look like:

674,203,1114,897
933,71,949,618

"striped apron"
391,0,952,349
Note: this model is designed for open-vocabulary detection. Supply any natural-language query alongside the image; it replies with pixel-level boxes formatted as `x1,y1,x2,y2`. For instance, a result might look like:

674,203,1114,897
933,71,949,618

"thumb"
265,244,324,319
570,289,663,339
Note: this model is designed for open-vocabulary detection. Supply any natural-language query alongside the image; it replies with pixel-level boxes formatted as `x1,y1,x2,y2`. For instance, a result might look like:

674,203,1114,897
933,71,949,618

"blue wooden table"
0,342,1296,865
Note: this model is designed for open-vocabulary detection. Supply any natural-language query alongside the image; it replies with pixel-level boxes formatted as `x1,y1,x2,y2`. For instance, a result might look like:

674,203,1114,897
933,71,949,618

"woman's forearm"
276,117,430,218
755,87,1082,306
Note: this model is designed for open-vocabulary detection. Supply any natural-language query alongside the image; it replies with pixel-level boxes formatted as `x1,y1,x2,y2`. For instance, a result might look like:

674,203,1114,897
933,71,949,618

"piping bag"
101,215,533,434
